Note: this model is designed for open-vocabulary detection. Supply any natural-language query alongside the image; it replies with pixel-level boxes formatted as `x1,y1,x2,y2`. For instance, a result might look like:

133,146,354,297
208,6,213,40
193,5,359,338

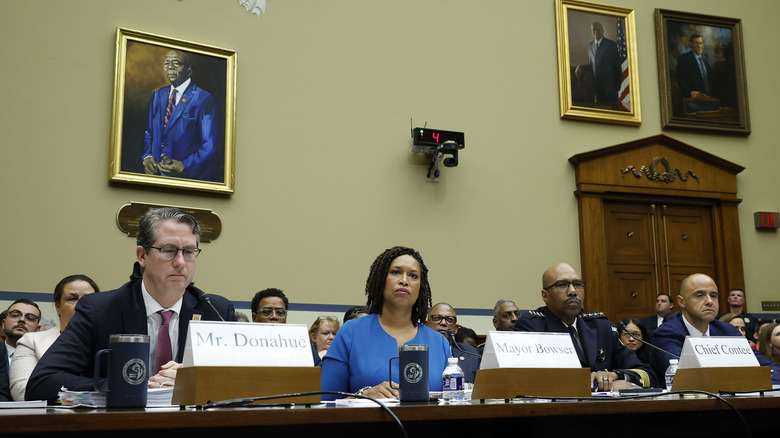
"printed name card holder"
472,331,591,400
672,336,771,392
172,321,320,406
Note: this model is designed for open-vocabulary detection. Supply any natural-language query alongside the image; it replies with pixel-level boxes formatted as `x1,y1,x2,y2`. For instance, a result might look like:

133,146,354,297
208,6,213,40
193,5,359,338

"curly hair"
364,246,432,326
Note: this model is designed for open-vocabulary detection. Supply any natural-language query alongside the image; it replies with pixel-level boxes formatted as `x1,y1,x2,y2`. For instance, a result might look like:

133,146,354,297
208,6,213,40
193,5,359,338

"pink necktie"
156,310,174,373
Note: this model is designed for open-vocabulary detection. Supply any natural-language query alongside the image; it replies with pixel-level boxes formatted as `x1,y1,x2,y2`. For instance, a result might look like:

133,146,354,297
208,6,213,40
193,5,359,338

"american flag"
616,17,630,111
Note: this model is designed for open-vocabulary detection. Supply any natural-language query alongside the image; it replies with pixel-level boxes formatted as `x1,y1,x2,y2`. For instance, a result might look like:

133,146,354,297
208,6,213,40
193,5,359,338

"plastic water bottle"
665,359,679,391
441,357,465,403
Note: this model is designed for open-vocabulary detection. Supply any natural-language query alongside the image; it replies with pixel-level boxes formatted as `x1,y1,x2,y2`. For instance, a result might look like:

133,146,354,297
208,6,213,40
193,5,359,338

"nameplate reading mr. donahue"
181,321,314,367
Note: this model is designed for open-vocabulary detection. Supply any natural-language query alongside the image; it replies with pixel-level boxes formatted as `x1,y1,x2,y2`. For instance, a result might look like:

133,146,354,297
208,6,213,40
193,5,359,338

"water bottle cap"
448,357,458,364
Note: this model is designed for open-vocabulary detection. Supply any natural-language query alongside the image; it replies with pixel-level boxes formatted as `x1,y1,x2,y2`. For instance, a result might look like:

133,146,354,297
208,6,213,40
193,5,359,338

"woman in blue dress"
321,246,451,400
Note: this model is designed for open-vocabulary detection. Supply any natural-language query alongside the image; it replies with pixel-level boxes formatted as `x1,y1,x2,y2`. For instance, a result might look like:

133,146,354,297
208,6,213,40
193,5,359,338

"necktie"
164,89,178,129
697,57,710,94
567,325,587,366
595,41,599,55
156,310,174,373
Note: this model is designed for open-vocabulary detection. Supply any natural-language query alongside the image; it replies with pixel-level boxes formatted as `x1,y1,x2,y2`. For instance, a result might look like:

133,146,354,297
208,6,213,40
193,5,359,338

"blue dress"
321,314,451,400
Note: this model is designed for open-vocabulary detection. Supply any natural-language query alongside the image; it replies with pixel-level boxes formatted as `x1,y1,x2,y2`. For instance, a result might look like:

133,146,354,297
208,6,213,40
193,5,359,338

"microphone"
197,290,225,322
446,329,482,358
616,320,679,359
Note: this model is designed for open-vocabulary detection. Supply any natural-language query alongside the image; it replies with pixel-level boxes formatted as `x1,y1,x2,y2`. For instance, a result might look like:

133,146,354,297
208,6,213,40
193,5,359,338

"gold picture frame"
555,0,641,126
655,9,750,134
109,27,237,194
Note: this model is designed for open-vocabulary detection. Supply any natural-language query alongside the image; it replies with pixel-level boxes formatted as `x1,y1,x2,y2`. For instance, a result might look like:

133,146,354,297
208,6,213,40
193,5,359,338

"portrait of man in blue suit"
141,50,222,182
573,20,622,110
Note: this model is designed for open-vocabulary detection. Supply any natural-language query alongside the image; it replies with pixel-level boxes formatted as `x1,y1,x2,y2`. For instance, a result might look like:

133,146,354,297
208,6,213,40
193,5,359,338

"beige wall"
1,0,778,335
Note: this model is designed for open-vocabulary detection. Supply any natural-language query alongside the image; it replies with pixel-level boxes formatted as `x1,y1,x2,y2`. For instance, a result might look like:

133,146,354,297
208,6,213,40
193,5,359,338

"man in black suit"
425,303,481,384
0,343,11,401
26,207,235,403
515,263,658,391
677,34,712,101
639,293,674,341
575,21,622,109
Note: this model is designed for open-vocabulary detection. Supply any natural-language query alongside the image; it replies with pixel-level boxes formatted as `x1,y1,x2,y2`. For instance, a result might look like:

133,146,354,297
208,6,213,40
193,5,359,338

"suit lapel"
165,85,195,133
577,315,597,368
176,289,204,361
122,281,149,335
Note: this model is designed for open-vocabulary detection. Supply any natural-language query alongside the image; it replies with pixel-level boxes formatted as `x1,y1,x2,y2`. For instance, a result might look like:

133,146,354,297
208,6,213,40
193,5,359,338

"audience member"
235,311,250,322
618,318,650,364
754,318,776,352
515,262,657,390
454,326,478,348
0,310,6,343
26,207,235,403
10,275,99,401
251,288,288,323
310,316,340,359
649,274,780,385
38,317,58,332
757,323,780,366
717,288,757,342
343,305,369,323
0,344,10,401
251,288,322,366
425,303,481,383
639,293,673,340
321,246,451,400
492,298,521,331
718,313,748,339
3,299,41,367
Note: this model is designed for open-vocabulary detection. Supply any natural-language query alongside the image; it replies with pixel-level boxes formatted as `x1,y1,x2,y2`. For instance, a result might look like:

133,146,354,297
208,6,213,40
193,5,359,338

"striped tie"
164,89,177,129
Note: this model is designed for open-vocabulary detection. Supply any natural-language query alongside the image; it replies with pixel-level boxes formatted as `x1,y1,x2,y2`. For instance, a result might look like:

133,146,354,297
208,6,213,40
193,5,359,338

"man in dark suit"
650,273,780,385
426,303,481,384
639,293,674,341
575,21,622,109
26,207,235,403
0,343,11,401
515,263,658,390
142,50,221,182
677,34,712,101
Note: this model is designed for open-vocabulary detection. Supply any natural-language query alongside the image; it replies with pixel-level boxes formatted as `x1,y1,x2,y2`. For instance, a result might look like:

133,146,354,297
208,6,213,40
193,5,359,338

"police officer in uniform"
515,263,659,391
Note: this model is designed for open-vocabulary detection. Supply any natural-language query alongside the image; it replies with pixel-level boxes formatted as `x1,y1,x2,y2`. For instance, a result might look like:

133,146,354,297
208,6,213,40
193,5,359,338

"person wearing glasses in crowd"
321,246,451,400
9,275,99,400
617,318,650,364
515,263,658,391
426,303,481,384
26,207,236,403
309,316,340,359
3,299,41,368
251,288,323,366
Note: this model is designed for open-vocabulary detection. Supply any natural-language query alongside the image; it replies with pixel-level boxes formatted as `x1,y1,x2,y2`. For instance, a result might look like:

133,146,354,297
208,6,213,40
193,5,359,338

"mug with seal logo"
94,334,150,408
388,344,429,402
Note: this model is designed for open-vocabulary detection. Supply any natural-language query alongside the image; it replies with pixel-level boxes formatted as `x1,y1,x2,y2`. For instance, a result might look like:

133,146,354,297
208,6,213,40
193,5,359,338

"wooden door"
603,201,716,322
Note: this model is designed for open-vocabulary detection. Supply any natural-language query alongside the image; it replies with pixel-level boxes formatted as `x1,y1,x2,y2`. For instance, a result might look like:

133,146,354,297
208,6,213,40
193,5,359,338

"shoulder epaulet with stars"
527,310,545,318
580,311,607,320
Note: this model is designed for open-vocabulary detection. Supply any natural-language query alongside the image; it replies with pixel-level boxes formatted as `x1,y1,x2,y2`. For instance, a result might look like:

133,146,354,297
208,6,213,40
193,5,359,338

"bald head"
541,263,584,325
678,273,719,333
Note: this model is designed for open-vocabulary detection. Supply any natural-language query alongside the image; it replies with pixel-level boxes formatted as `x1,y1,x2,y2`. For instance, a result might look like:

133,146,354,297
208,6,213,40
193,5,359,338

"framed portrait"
555,0,641,126
655,10,750,134
109,27,237,194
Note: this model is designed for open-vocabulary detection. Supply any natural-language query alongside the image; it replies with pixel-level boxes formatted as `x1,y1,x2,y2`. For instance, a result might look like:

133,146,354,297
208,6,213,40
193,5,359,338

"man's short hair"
428,302,454,316
343,305,368,323
136,207,201,249
657,293,672,302
493,298,516,318
251,288,289,312
729,287,745,296
7,298,40,315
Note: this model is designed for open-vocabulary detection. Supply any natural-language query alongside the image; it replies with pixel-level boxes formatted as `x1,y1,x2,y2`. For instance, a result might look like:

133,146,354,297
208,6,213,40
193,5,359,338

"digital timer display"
412,127,465,148
754,212,779,229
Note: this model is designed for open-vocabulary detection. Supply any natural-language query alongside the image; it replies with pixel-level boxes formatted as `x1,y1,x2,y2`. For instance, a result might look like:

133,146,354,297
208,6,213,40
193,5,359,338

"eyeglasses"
258,308,287,317
620,330,642,339
147,246,202,261
7,310,40,323
544,280,586,292
429,315,457,325
499,310,522,320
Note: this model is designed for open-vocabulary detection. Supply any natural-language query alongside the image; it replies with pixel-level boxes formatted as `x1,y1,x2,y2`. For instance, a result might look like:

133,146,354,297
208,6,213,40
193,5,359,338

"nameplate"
181,321,314,367
678,336,759,369
480,331,582,369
